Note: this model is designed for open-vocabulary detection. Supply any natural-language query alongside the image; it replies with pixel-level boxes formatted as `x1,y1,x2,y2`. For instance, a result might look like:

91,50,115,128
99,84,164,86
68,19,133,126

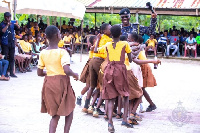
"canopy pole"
80,20,83,62
13,0,17,20
60,17,61,31
95,13,96,27
136,10,139,24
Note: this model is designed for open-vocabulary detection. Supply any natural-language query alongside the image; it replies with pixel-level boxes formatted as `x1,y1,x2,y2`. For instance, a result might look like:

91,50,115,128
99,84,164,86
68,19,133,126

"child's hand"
73,73,79,81
153,60,161,65
0,54,2,59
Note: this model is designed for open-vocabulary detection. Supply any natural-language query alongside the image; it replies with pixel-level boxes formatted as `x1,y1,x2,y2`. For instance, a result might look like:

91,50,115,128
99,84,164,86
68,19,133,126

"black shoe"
146,104,157,112
121,121,133,128
97,108,104,115
76,96,82,106
10,74,17,78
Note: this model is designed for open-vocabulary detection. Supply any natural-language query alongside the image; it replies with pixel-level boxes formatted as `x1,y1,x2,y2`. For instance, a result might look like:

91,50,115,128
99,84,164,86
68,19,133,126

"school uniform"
101,41,131,100
19,40,32,53
38,49,75,116
138,50,157,87
124,55,143,100
89,34,112,88
80,51,94,85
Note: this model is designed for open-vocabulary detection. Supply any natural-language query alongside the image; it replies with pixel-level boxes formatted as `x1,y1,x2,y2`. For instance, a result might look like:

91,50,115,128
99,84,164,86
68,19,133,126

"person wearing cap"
119,8,157,37
0,12,20,78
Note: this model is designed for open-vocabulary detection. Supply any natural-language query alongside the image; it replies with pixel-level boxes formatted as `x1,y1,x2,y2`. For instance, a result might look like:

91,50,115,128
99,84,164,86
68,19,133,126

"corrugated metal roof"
77,0,200,8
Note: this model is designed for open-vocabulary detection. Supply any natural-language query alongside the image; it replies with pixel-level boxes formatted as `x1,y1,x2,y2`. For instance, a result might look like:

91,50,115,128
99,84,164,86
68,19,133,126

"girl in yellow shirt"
37,25,78,133
145,34,158,57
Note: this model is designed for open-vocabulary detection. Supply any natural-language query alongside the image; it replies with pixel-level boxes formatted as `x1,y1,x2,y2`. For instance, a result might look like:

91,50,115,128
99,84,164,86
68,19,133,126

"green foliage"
0,12,199,32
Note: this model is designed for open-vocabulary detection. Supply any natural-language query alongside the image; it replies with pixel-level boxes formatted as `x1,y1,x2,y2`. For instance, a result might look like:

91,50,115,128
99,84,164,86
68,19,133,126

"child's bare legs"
49,115,60,133
142,87,154,105
90,89,100,106
116,96,122,117
129,99,134,115
131,97,142,114
122,96,129,123
153,47,157,56
81,85,90,95
187,48,190,57
64,111,73,133
108,98,116,124
145,47,149,56
142,87,156,112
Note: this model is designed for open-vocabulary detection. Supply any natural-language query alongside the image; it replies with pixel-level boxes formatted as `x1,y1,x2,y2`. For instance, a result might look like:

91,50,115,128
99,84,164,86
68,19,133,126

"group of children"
37,24,161,133
77,23,161,132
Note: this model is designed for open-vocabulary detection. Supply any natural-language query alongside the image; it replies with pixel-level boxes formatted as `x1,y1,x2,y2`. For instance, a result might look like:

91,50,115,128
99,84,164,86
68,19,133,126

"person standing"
0,12,20,77
119,8,157,37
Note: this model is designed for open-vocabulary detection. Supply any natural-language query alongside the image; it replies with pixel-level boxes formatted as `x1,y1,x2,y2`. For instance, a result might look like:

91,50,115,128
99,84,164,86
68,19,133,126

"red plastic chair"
184,42,197,58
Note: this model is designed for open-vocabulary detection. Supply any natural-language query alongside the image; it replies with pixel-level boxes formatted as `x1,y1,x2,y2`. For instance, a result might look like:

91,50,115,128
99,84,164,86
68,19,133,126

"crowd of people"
0,8,200,133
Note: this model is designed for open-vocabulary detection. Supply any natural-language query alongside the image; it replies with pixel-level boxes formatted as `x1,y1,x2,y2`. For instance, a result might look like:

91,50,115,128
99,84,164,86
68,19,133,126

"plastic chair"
184,42,197,58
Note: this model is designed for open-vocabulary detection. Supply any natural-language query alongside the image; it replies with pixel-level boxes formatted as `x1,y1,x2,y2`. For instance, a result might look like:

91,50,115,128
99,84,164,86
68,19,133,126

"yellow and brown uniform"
101,41,131,100
89,34,112,88
38,49,75,116
138,50,157,87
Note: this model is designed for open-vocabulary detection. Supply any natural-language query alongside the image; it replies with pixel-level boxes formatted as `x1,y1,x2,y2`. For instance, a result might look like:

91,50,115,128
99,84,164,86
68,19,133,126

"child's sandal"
121,121,133,128
116,113,123,119
128,119,139,125
108,123,115,133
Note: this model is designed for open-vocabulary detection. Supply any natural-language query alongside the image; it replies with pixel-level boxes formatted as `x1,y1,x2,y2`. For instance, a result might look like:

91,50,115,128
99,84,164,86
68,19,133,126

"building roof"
76,0,200,16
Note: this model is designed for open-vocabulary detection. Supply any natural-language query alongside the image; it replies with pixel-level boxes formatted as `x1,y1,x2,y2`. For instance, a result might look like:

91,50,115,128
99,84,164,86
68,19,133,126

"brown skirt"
102,62,129,100
79,59,91,85
127,70,143,100
140,64,157,87
41,75,75,116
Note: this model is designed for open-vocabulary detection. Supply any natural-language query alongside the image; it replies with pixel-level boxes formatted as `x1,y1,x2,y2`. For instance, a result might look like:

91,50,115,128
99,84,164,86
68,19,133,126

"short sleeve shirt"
38,49,70,76
186,37,196,44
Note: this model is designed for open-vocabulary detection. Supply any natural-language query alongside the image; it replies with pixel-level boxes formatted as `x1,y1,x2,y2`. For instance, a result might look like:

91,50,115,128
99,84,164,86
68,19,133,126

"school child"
77,35,96,106
37,25,78,133
101,25,133,132
138,35,160,112
127,34,161,124
82,23,112,114
145,34,158,57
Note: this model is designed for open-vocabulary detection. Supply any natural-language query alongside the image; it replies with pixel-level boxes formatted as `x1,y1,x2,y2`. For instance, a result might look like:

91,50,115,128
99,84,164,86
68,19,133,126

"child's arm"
37,68,46,77
133,58,161,65
129,42,139,47
94,33,101,53
127,53,132,63
63,65,79,80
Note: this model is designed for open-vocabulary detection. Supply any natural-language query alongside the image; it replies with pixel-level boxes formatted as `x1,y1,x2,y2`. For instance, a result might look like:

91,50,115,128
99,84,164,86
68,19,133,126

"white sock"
79,95,83,99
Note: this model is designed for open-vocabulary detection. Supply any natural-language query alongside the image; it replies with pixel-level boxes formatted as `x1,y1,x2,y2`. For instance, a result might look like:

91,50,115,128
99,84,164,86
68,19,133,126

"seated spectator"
19,35,33,71
166,30,179,57
0,54,9,80
14,39,32,72
63,32,72,45
145,34,157,57
32,36,42,56
142,33,149,44
157,31,168,56
185,33,197,57
195,34,200,55
179,32,188,55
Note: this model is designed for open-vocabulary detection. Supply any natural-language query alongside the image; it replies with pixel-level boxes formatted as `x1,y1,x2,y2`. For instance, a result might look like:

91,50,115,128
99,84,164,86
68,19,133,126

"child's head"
101,23,111,36
89,35,96,46
127,32,138,42
22,34,28,42
120,35,127,41
110,25,121,38
45,25,61,44
150,34,154,39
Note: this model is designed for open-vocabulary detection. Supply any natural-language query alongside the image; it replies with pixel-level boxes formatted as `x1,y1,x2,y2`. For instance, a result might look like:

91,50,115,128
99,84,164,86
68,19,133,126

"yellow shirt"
124,54,131,70
21,32,26,35
19,40,32,53
93,34,112,59
146,39,157,47
38,49,70,76
31,27,39,36
63,35,72,43
89,51,94,59
138,50,147,60
58,40,64,48
99,41,131,61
